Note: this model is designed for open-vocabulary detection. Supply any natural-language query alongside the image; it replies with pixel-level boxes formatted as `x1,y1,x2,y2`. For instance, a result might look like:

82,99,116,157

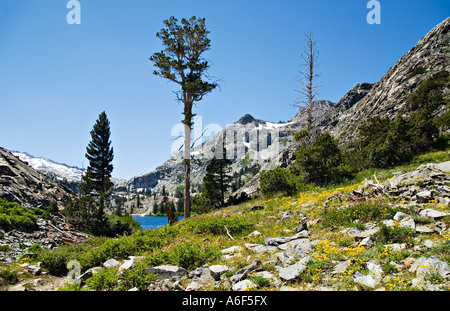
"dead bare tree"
295,31,320,145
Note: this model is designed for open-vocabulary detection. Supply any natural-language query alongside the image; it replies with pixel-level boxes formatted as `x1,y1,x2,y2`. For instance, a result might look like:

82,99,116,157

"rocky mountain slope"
126,100,335,196
315,16,450,142
0,147,74,209
10,151,126,195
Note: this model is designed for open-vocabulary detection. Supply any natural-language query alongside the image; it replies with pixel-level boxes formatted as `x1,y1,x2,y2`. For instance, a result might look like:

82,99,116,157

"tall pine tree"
193,144,232,213
80,111,114,229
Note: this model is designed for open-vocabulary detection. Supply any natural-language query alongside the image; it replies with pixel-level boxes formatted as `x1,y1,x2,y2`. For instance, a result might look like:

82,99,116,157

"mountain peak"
235,114,265,125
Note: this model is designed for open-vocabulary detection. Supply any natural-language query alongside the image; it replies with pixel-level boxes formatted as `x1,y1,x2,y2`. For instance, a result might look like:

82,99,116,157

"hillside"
10,151,126,195
0,148,74,209
3,149,449,292
315,16,450,142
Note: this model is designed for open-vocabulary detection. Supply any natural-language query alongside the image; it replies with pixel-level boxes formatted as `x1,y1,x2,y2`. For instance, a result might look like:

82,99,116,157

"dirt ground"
1,273,67,291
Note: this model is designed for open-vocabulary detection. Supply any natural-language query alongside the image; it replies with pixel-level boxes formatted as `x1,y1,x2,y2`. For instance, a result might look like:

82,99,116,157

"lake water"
132,216,184,231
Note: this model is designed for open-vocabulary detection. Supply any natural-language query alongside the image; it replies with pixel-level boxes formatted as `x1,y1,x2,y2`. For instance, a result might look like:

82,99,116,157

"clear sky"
0,0,448,179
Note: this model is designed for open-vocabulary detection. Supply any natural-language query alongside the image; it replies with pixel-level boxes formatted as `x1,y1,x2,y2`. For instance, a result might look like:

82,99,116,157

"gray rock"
393,212,411,222
27,265,41,276
7,284,27,291
232,279,257,291
410,256,450,280
281,211,293,222
419,208,449,219
359,237,374,248
352,271,378,288
399,218,415,230
118,259,135,273
245,243,278,253
235,259,261,275
209,265,229,281
246,230,261,238
332,259,352,274
145,265,188,279
366,260,383,276
221,245,243,254
384,243,407,251
276,257,310,281
423,240,436,248
103,259,120,268
415,225,434,233
415,190,433,203
186,281,203,291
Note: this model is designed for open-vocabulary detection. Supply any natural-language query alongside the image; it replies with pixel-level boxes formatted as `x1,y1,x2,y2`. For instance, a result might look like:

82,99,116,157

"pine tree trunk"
184,124,191,218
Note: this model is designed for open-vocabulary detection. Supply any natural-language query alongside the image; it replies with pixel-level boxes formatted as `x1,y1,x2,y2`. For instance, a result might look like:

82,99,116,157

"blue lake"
132,216,184,231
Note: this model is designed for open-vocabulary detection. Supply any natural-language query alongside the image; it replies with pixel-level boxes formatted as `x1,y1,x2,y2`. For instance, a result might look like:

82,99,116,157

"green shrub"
116,262,157,291
27,243,43,255
85,267,119,291
322,200,396,228
431,242,450,263
38,227,181,276
407,66,427,79
373,224,414,245
250,275,271,287
0,245,10,252
143,239,220,270
0,268,19,285
259,167,300,196
0,198,37,228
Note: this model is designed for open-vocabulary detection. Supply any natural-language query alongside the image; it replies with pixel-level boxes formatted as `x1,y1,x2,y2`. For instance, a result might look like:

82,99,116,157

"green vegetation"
260,131,354,196
260,70,449,197
0,198,37,229
347,70,449,170
259,167,300,196
193,145,232,214
321,199,396,228
26,144,449,291
0,268,19,286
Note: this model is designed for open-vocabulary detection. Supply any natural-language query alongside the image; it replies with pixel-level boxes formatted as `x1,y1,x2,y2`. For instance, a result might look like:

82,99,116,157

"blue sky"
0,0,448,179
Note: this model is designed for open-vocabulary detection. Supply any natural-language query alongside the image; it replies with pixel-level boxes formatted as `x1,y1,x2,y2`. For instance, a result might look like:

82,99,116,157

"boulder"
221,245,243,254
276,257,310,281
352,271,378,288
419,209,449,219
145,265,188,279
415,190,433,203
118,259,135,274
332,259,352,274
103,259,120,268
232,279,257,291
393,212,412,222
209,265,229,281
245,243,278,253
410,256,450,280
415,225,435,233
399,218,415,230
27,265,41,276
